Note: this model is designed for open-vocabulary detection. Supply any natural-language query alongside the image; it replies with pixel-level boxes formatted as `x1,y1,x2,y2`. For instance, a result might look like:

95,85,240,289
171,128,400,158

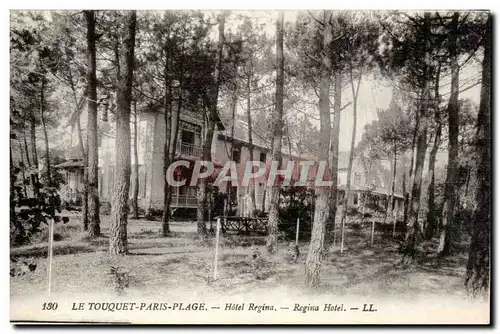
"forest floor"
10,213,488,323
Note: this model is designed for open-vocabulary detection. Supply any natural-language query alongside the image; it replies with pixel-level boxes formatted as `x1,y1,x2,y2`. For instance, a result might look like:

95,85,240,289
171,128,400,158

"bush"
145,208,163,221
277,187,314,242
10,165,68,247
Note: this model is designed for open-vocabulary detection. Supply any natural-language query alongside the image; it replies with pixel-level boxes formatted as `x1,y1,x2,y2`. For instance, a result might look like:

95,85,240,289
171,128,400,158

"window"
232,148,241,163
259,152,267,163
181,130,195,145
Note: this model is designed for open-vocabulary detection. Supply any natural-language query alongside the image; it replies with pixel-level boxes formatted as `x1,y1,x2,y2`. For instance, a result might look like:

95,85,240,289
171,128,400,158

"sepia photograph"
9,9,491,324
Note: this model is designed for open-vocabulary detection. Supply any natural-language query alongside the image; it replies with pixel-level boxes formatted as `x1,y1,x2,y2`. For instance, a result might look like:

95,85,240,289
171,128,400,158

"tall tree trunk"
22,127,31,167
161,53,173,236
29,108,39,198
73,89,88,230
227,89,237,214
387,144,397,226
400,171,406,235
133,101,139,220
163,74,183,232
39,78,51,187
68,55,89,229
324,72,341,250
22,128,35,198
10,145,16,223
339,62,362,253
17,139,28,197
465,14,491,297
438,12,460,256
109,10,136,255
425,64,442,239
404,107,419,225
305,10,333,288
85,10,101,237
246,73,257,217
401,12,431,262
266,11,285,254
197,12,225,242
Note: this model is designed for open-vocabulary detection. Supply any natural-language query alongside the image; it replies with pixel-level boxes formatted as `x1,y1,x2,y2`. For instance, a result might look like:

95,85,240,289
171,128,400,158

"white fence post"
295,218,300,245
47,218,55,296
213,217,221,280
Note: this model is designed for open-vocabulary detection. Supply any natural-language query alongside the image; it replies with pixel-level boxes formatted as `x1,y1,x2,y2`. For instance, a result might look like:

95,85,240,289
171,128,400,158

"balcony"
178,142,202,158
172,194,198,208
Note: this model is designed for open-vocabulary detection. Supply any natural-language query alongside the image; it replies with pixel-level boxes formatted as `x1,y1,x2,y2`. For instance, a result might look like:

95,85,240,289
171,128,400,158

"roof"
54,159,84,169
142,103,225,131
218,117,308,159
219,118,271,151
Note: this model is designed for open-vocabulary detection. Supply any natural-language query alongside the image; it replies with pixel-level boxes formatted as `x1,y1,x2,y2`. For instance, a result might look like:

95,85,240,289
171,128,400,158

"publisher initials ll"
362,304,376,312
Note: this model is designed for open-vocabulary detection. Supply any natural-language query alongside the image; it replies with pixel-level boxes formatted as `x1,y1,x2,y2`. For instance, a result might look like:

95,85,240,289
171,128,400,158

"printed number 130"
42,302,58,310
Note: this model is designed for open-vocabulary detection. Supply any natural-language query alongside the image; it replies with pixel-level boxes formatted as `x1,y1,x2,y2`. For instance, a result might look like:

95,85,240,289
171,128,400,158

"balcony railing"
178,142,202,158
172,194,198,208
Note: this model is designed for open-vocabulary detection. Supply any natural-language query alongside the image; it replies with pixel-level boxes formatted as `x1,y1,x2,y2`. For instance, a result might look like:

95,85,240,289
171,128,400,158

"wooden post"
295,217,300,245
213,217,221,280
47,218,55,296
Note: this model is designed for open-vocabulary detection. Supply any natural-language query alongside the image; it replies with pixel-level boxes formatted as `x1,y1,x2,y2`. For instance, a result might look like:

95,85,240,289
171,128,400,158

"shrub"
10,165,68,247
145,208,163,221
277,187,314,242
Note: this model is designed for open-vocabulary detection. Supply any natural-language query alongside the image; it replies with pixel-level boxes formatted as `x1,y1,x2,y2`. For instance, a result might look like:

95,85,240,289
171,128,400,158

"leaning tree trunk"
85,10,101,237
133,102,139,220
438,12,460,256
246,72,257,217
401,13,431,263
266,11,285,254
305,10,333,288
197,12,225,242
465,14,491,298
109,10,136,255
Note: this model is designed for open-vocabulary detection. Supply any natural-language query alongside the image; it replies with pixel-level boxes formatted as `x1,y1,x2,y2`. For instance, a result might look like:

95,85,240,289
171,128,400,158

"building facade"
56,106,406,218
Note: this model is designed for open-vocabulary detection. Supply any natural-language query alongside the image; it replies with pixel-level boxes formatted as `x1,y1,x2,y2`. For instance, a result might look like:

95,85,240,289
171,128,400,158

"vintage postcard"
9,9,491,324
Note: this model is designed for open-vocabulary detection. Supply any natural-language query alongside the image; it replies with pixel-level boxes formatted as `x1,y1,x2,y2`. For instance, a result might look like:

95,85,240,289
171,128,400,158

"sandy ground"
10,215,490,324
